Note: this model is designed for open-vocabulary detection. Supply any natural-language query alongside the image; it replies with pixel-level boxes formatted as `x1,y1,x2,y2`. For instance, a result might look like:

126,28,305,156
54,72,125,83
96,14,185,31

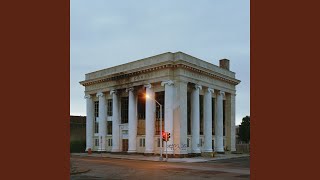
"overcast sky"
70,0,250,125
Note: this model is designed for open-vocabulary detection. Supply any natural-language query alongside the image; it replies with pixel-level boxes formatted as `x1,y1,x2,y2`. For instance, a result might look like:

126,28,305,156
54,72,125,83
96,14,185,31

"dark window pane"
137,93,146,120
107,99,113,116
155,91,165,135
121,97,129,123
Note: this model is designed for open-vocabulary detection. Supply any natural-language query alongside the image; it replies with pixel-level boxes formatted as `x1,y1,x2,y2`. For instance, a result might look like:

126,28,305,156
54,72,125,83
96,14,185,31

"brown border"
2,0,320,179
251,0,320,179
1,1,70,179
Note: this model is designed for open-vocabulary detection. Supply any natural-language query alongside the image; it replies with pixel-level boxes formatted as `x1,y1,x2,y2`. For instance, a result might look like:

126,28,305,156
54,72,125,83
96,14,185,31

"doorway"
122,139,128,152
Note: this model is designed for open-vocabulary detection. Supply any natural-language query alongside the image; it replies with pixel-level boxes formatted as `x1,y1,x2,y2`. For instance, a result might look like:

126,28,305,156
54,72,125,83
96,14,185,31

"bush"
70,140,86,153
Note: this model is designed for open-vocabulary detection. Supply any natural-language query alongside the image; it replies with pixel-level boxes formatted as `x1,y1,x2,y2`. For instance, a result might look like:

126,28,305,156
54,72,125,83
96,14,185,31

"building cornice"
79,62,240,87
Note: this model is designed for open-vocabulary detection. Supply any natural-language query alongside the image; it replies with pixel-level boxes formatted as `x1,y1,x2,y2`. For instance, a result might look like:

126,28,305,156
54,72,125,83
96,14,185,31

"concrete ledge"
201,152,214,157
216,152,225,154
143,153,154,156
189,153,201,157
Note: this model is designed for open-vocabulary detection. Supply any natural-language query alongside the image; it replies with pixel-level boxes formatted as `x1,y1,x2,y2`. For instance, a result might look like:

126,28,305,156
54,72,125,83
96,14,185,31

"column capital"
96,92,105,97
84,95,92,99
144,83,152,89
218,91,225,96
207,88,214,94
161,80,174,86
194,84,202,90
126,87,134,92
110,89,118,95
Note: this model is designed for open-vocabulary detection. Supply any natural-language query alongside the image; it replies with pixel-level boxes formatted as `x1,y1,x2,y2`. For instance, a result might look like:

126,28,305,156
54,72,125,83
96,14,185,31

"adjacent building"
80,52,240,157
70,115,86,142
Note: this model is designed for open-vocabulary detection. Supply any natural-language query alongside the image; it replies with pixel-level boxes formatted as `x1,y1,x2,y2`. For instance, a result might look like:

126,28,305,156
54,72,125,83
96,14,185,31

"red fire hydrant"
88,148,92,155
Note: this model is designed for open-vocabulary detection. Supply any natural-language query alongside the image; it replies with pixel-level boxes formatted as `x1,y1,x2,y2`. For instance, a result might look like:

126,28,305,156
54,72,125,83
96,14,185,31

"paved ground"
70,156,250,180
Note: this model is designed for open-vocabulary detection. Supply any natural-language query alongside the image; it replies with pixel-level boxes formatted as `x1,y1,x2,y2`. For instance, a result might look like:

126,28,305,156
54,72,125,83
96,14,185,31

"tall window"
155,91,165,135
95,138,99,146
107,99,113,116
107,121,112,135
200,95,204,135
121,97,129,123
94,101,99,133
187,92,191,135
212,98,215,135
94,101,99,118
137,93,146,120
157,138,164,147
139,138,145,147
95,122,99,133
137,92,146,135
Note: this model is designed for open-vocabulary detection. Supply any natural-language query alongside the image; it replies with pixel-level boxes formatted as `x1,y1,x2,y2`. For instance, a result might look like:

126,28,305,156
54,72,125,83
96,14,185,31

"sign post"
165,135,168,161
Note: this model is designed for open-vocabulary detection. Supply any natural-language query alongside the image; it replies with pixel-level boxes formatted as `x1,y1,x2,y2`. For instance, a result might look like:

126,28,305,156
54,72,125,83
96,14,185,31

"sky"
70,0,250,125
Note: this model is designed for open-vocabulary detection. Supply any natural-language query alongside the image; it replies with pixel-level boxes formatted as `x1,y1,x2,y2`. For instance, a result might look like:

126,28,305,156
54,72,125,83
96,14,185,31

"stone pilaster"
127,87,137,153
161,80,175,154
203,88,214,155
191,84,202,154
110,90,120,152
144,84,155,154
85,95,94,151
97,92,107,152
215,91,225,153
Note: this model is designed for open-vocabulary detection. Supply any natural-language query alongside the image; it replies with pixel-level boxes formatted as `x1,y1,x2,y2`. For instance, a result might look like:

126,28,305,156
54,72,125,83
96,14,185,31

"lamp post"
146,94,163,161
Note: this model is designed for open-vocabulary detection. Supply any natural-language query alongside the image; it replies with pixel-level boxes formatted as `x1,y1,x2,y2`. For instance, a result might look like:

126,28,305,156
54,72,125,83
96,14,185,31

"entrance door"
122,139,128,152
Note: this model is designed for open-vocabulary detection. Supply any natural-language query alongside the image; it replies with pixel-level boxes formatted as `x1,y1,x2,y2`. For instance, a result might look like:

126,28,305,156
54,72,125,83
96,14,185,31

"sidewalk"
71,152,250,163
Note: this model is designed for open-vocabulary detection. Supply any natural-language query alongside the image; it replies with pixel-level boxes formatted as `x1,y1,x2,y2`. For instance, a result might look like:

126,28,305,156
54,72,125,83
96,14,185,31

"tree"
238,116,250,143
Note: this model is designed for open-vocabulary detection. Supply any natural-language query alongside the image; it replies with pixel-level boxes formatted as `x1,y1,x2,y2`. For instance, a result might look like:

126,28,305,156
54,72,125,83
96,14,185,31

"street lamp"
145,94,163,161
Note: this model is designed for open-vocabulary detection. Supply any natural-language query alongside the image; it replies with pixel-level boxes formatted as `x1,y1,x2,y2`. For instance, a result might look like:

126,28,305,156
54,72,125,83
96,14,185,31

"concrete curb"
71,153,249,163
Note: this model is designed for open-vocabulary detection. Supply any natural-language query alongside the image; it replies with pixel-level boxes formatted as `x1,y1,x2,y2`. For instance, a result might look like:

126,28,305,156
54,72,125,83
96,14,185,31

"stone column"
215,91,225,153
85,95,94,151
226,93,236,152
191,84,202,154
127,87,137,153
203,88,214,154
97,92,107,152
110,90,120,152
161,80,175,155
173,81,188,156
144,84,155,154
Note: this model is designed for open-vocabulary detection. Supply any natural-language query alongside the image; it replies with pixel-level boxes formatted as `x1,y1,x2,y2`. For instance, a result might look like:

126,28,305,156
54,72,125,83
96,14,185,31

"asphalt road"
71,156,250,180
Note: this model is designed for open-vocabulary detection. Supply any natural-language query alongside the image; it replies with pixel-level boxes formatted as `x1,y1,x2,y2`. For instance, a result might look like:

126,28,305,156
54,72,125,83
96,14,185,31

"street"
71,156,250,180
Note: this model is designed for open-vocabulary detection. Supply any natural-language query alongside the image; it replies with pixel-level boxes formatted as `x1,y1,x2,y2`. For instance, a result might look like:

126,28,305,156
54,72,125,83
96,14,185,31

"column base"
127,150,137,154
191,149,201,154
98,148,106,152
202,149,213,153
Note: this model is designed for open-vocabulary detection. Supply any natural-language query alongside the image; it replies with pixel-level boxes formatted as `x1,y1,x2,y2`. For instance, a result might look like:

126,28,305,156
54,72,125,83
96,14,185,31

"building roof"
80,51,240,87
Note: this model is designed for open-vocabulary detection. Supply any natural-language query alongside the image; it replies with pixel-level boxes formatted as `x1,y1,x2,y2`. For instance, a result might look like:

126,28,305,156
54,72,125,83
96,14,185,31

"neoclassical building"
80,52,240,157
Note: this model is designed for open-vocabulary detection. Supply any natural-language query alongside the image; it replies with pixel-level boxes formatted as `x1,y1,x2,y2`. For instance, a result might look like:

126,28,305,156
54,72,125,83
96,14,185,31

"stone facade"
80,52,240,157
